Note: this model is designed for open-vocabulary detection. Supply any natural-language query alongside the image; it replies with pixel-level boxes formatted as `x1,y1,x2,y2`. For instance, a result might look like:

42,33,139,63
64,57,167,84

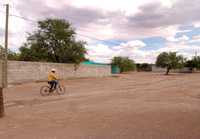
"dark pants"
48,80,58,90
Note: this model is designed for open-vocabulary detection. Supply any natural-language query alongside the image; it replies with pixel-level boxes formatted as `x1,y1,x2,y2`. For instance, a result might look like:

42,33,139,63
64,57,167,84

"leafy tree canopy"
185,56,200,70
156,52,185,75
19,19,86,64
112,56,136,73
0,45,19,60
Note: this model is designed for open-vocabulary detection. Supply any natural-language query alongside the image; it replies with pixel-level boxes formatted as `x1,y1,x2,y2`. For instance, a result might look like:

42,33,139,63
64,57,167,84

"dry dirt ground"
1,72,200,139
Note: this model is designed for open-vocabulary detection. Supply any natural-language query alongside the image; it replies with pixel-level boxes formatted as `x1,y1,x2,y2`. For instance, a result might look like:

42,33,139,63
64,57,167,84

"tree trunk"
74,63,80,71
190,67,194,73
165,67,170,75
0,88,4,118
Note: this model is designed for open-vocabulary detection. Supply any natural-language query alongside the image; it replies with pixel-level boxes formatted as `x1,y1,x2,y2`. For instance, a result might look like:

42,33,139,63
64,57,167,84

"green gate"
111,65,120,74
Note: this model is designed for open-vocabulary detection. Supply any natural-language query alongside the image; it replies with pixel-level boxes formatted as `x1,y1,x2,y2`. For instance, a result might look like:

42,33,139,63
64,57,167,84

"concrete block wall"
152,65,192,73
8,61,111,84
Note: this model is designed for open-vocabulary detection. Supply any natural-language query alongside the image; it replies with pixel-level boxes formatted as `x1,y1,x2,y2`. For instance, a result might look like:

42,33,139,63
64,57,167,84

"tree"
136,63,152,72
185,56,200,71
19,19,86,65
0,45,19,60
156,52,185,75
7,50,19,60
112,56,136,73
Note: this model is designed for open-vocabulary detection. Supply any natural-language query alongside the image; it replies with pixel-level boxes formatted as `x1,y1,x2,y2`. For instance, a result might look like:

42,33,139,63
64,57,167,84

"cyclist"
48,69,58,92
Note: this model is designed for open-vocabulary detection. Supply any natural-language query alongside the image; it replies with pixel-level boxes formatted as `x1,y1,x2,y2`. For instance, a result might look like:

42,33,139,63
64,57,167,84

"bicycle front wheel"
40,86,51,96
56,85,66,95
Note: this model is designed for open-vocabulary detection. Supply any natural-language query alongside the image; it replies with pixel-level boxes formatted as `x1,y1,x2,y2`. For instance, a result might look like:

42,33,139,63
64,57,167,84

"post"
0,88,4,117
4,4,9,88
0,4,9,118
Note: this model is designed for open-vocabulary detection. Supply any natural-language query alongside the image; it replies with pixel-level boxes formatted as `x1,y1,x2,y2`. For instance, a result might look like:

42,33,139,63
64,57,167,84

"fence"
7,61,111,84
152,65,192,73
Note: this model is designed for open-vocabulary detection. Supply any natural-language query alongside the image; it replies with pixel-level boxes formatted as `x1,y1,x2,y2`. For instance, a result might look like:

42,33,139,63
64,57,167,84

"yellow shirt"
48,72,58,81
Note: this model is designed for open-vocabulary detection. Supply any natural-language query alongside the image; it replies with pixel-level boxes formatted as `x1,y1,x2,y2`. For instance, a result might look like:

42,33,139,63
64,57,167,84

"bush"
111,57,136,73
136,63,152,72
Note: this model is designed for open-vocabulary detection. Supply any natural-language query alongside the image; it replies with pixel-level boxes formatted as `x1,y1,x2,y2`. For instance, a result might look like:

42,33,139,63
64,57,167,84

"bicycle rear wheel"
56,85,66,95
40,86,51,96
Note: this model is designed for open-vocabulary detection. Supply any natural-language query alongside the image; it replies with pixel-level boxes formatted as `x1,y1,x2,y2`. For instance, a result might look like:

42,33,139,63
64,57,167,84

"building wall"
152,66,167,72
7,61,111,84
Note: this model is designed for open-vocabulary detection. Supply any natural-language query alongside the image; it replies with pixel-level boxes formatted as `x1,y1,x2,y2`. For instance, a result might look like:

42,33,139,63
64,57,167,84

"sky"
0,0,200,63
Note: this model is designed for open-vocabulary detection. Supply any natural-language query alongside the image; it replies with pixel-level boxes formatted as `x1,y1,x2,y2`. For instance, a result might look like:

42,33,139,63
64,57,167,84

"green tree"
185,56,200,70
136,63,152,72
8,50,19,60
0,45,19,60
19,19,86,65
156,52,185,75
112,56,136,73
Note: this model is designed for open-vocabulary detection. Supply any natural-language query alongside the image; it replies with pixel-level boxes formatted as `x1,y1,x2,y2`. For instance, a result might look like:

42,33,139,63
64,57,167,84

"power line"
0,10,121,46
10,14,37,23
0,10,37,23
76,33,120,46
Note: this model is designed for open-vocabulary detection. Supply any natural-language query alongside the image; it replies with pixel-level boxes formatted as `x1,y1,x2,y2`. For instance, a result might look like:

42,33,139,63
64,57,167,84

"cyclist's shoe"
49,89,53,93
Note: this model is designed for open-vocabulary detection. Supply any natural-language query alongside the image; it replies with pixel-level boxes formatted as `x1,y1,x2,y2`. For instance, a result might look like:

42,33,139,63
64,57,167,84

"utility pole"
0,4,9,118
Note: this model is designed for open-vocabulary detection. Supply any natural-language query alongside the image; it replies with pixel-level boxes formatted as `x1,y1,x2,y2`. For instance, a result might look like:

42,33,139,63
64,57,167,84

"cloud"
128,0,200,28
193,22,200,28
167,35,190,42
86,38,200,64
190,35,200,43
3,0,200,41
1,0,200,63
12,0,200,41
0,28,4,38
153,42,200,59
69,0,160,15
86,40,147,63
0,11,5,45
16,0,108,28
192,35,200,40
115,0,200,39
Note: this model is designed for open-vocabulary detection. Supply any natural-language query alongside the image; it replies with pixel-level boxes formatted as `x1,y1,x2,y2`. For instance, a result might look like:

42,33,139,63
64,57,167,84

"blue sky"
0,0,200,63
141,37,166,51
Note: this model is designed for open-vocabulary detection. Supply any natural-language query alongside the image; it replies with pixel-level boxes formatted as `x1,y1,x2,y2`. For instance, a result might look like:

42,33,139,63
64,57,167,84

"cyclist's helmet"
51,68,56,72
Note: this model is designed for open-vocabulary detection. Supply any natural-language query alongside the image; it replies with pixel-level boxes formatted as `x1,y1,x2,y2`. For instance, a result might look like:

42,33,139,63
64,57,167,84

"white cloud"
86,40,147,63
160,0,178,8
193,22,200,28
161,25,179,38
70,0,152,15
156,42,200,59
85,44,115,63
147,41,200,63
86,39,200,64
121,40,146,49
192,35,200,40
189,35,200,43
45,0,68,9
1,0,198,43
167,35,189,42
0,0,199,64
77,23,115,40
70,0,178,15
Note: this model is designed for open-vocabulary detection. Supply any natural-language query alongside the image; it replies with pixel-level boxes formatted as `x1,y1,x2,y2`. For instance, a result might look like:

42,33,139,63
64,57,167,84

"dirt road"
1,72,200,139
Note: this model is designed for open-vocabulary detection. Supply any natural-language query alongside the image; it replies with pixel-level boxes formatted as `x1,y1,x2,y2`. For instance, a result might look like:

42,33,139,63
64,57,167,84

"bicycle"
40,81,66,96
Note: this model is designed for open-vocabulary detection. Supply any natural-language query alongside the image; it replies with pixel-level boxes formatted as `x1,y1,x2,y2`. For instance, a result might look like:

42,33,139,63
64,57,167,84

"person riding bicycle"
48,69,58,92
